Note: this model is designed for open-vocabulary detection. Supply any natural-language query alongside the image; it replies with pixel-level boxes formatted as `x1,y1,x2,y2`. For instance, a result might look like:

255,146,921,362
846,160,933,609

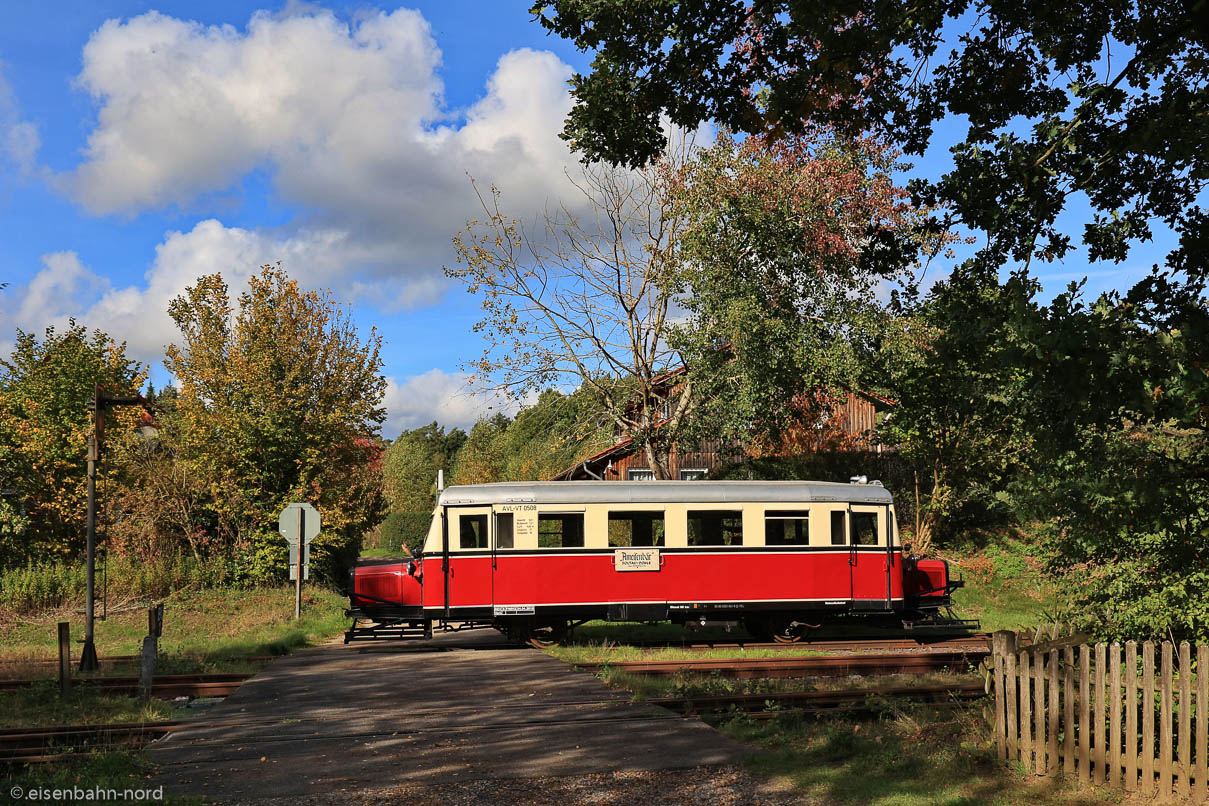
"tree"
382,422,466,513
669,130,947,449
447,157,690,479
533,1,1208,275
0,322,146,567
165,265,387,582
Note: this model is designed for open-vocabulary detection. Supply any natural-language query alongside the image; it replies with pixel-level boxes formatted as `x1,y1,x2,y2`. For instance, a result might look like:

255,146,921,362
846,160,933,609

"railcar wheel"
525,621,568,649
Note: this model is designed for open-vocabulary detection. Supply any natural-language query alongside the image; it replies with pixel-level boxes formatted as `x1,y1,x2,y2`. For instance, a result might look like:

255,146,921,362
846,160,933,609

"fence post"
993,631,1012,760
1095,642,1107,784
138,604,163,699
1020,648,1032,771
1125,640,1138,792
1080,643,1091,784
1179,642,1191,798
1048,643,1059,776
1034,647,1046,774
1162,641,1174,796
1007,639,1019,763
1063,644,1075,777
1143,641,1155,795
1109,642,1121,786
1196,643,1207,802
57,622,71,696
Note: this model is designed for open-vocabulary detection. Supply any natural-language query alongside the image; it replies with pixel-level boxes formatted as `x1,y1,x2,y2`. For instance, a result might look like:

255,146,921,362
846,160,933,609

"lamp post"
81,386,152,673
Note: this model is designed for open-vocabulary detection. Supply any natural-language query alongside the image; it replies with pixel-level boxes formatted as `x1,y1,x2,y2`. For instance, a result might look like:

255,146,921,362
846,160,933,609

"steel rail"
650,681,987,714
0,673,251,698
576,649,988,679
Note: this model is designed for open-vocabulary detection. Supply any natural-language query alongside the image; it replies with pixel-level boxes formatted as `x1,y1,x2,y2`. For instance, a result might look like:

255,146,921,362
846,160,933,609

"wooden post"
1162,641,1174,796
1126,641,1138,792
1020,649,1032,770
138,604,162,699
57,621,71,696
1063,644,1075,777
1095,642,1107,784
1109,642,1122,786
1048,645,1059,776
993,631,1011,760
1143,641,1156,795
1035,648,1046,774
1196,644,1208,802
1007,643,1019,763
1080,643,1091,784
1179,642,1191,798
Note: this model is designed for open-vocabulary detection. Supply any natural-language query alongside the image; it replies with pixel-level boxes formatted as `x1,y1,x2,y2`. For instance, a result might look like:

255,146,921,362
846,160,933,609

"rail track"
650,681,987,716
608,634,991,653
0,654,277,668
0,673,251,698
0,720,188,764
576,648,988,679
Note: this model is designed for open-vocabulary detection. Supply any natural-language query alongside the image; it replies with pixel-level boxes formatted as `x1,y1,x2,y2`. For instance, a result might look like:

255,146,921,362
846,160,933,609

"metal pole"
58,622,71,696
80,433,99,672
294,510,303,620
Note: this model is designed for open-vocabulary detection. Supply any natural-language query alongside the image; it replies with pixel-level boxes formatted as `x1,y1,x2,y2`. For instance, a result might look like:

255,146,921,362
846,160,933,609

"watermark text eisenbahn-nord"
10,785,164,802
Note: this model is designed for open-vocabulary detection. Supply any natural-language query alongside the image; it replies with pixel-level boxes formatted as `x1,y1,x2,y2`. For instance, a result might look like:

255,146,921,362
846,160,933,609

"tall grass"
0,553,233,613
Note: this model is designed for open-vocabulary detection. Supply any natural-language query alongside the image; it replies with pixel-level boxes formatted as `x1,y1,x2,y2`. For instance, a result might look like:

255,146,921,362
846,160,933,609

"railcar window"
538,513,584,548
459,514,488,550
851,512,879,546
608,511,666,547
495,513,513,549
687,511,743,546
765,511,810,545
830,511,846,545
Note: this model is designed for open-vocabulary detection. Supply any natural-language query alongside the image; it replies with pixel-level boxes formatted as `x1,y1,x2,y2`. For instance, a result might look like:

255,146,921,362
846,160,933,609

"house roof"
440,479,894,506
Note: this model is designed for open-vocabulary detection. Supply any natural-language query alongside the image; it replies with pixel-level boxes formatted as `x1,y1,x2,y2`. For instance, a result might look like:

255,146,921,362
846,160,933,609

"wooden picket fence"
991,629,1209,800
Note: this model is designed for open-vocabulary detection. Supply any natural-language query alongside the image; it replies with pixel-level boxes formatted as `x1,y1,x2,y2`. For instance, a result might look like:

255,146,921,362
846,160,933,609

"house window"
608,511,665,547
851,512,879,546
765,510,810,546
688,510,743,546
679,468,707,480
538,513,584,548
459,514,488,549
627,468,655,481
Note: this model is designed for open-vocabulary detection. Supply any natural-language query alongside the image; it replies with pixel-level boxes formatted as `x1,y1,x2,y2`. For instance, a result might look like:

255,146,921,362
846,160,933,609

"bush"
0,553,234,613
377,512,432,555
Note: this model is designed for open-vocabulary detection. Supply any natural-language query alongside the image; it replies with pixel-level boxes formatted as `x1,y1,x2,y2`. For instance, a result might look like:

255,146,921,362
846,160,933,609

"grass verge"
2,750,203,806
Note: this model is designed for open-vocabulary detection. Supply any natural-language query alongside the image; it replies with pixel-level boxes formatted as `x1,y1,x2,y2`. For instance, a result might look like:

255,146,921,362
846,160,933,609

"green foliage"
872,267,1035,548
450,389,612,484
0,321,145,568
165,265,387,584
382,422,465,513
0,553,232,613
535,2,1207,282
377,511,432,555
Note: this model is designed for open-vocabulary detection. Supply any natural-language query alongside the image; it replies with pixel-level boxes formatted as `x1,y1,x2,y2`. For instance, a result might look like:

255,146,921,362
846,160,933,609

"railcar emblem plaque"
614,548,661,572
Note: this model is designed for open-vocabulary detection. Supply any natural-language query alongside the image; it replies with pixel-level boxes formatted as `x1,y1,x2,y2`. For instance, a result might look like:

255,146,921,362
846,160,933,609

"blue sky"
0,2,1174,436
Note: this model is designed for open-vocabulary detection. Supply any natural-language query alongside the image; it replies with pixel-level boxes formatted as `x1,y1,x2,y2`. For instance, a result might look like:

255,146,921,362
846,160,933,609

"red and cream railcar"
347,480,960,644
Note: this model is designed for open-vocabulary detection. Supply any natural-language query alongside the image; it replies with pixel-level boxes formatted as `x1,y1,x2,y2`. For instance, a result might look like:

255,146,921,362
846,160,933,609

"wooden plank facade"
552,391,887,481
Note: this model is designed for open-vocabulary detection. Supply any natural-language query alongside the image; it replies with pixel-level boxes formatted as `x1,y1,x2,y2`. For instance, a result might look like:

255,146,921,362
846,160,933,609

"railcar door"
445,506,494,617
848,506,890,610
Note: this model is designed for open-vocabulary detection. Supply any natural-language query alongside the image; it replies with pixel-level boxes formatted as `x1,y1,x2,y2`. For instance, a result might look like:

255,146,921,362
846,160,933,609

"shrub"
377,512,432,555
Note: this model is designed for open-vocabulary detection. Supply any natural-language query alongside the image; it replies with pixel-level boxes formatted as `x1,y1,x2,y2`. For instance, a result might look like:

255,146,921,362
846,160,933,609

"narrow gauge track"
576,649,988,679
610,634,991,653
650,681,987,716
0,673,250,698
0,721,187,764
0,655,276,667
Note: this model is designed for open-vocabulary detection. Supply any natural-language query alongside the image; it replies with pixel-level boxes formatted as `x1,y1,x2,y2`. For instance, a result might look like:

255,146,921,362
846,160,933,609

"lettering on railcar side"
614,548,660,572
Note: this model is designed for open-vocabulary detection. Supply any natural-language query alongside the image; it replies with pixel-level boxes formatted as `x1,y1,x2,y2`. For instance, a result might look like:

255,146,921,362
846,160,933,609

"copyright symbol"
10,786,22,799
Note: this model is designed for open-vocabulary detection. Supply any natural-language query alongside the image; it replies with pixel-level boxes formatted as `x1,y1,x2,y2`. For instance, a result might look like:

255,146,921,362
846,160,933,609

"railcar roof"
438,480,894,506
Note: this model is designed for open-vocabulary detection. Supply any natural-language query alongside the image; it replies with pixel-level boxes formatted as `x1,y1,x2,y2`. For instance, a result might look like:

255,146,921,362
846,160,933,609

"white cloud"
382,369,511,436
60,9,580,282
0,68,40,176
